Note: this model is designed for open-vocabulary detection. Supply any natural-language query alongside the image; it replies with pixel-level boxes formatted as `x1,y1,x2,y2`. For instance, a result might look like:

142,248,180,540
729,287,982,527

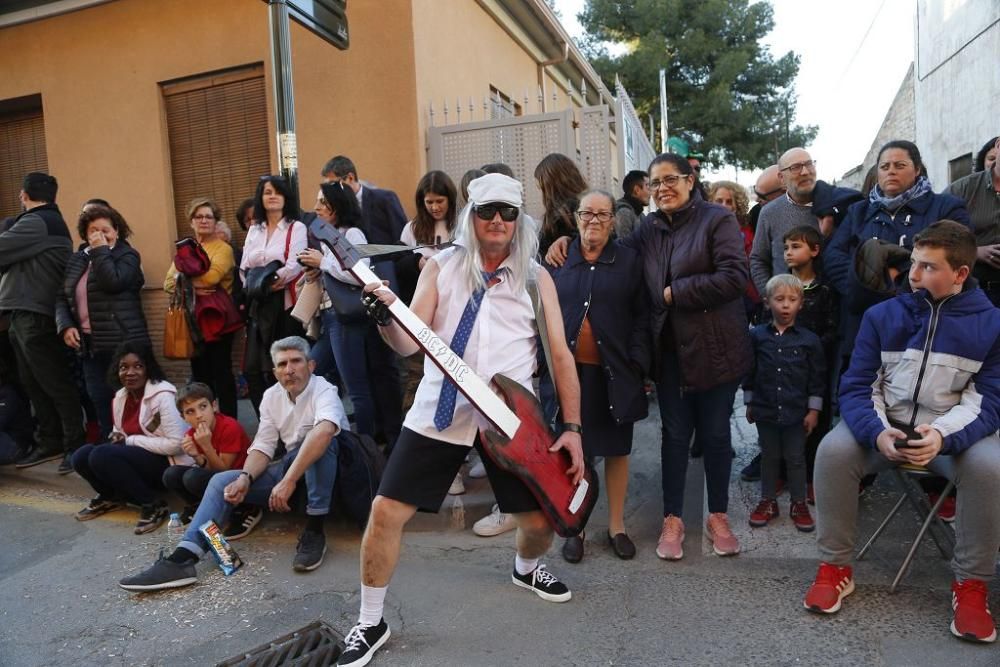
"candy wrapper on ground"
199,519,244,575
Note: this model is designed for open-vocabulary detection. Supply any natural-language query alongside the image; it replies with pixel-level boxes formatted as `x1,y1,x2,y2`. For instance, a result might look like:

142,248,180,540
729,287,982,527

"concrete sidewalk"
0,396,996,666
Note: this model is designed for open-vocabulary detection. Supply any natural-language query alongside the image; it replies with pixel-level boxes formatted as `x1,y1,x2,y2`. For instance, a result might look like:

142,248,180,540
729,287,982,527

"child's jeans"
757,421,807,502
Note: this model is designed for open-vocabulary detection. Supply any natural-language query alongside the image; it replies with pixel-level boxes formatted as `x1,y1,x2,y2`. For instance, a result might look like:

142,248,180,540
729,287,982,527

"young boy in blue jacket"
804,221,1000,643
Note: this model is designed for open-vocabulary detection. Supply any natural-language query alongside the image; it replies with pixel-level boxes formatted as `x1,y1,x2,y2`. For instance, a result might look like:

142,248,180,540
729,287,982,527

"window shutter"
0,105,48,220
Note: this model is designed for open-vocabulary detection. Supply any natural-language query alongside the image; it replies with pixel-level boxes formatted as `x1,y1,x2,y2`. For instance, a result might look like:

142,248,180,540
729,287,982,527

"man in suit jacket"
321,155,407,246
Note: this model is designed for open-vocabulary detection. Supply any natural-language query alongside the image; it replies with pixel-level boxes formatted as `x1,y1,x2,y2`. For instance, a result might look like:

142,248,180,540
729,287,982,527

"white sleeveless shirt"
403,246,539,446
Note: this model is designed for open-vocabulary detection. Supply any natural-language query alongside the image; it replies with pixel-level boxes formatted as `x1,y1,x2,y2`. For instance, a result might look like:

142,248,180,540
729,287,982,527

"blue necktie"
433,270,501,431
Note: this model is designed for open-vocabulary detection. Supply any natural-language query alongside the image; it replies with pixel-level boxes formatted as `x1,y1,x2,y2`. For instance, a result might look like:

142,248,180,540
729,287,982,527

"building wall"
0,0,421,279
914,0,1000,187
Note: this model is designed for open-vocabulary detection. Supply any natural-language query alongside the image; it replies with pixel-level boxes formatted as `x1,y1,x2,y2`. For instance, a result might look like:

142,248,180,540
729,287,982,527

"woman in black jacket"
56,204,150,439
547,189,650,563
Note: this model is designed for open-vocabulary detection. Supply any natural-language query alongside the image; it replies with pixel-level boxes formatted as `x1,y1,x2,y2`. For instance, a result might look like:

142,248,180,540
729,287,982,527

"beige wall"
0,0,421,278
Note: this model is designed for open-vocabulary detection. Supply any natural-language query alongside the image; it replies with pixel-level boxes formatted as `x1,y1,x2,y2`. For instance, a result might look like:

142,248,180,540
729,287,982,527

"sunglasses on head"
474,203,519,222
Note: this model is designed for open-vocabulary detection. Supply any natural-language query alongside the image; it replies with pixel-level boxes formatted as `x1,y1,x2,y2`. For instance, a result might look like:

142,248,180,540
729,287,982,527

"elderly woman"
56,204,150,440
164,198,241,417
710,180,760,323
824,140,970,349
546,189,649,563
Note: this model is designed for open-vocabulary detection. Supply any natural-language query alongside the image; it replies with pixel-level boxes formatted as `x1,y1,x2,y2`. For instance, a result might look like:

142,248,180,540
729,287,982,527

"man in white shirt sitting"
119,336,348,591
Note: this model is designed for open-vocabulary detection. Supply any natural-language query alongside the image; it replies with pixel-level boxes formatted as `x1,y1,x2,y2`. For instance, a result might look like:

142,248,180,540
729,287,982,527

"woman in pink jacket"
71,342,191,534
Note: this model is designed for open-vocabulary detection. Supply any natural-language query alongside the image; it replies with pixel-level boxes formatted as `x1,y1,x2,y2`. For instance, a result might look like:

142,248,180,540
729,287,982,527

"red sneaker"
951,579,997,643
790,501,815,532
749,499,778,527
804,563,854,614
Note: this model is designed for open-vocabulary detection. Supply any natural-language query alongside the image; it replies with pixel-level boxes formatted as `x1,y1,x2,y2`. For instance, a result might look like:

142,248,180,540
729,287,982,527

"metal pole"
268,0,299,198
659,68,668,153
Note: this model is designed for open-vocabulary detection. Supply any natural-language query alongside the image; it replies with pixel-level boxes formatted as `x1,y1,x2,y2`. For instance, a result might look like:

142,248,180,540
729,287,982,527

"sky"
553,0,916,186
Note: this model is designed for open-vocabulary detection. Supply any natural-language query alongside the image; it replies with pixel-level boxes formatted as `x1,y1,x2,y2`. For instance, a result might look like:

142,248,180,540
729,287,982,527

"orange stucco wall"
0,0,421,278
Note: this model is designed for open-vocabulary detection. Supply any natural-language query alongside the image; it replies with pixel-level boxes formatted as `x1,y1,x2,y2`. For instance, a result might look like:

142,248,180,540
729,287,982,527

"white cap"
467,173,523,207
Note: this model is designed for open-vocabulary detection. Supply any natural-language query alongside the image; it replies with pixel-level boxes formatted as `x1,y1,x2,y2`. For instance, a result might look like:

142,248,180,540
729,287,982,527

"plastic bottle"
166,512,184,547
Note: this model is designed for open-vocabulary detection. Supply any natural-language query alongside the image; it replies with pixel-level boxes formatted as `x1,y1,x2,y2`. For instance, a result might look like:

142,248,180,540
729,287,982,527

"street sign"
263,0,348,50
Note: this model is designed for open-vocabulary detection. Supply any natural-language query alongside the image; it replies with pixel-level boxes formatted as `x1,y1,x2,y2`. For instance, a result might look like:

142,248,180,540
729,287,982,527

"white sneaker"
473,504,516,537
448,473,465,495
468,459,487,479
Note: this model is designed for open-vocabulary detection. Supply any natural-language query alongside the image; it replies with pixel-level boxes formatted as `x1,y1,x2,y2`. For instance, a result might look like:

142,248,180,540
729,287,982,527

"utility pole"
267,0,298,197
659,68,668,153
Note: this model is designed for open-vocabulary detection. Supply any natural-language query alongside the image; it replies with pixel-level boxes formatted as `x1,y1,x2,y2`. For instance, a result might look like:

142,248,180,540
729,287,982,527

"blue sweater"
839,285,1000,454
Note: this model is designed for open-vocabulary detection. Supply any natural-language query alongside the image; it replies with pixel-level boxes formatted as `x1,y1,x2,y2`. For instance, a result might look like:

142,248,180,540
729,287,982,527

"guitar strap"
526,267,558,405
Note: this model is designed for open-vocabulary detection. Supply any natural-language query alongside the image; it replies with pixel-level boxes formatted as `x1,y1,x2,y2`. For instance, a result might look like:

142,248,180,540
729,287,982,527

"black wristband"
562,422,583,435
239,470,255,484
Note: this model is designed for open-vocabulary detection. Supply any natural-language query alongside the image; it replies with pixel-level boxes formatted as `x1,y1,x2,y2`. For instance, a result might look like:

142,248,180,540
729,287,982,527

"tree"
578,0,817,169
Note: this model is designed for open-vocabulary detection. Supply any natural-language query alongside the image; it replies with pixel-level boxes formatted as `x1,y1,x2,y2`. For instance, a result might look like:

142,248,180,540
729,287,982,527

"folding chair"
856,462,956,593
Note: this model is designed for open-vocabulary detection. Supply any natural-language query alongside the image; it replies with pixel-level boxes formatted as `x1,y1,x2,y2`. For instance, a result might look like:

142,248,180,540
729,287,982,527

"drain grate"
216,620,344,666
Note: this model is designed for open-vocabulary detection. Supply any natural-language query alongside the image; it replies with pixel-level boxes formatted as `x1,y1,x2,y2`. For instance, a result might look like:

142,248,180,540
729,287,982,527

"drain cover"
216,620,344,666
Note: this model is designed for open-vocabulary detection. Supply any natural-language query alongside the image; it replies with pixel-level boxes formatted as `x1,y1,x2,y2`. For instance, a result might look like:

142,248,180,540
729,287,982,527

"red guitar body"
478,375,599,537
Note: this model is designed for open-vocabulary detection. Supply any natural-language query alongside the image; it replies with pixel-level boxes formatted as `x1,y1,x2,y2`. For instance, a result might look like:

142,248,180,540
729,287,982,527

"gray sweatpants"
815,420,1000,582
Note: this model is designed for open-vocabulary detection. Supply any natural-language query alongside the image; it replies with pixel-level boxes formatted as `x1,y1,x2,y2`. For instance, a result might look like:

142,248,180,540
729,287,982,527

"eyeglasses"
576,210,613,223
754,186,786,200
474,204,519,222
878,160,913,171
649,175,690,190
192,214,216,221
779,160,817,174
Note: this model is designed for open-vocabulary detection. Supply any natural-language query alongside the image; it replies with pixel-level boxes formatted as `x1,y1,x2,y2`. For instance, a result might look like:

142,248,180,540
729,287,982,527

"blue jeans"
80,347,114,439
178,436,339,558
322,309,375,437
657,351,738,517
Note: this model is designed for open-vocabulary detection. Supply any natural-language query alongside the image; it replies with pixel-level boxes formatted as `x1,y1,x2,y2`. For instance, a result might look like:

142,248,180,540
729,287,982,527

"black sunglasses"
754,186,785,200
474,204,519,222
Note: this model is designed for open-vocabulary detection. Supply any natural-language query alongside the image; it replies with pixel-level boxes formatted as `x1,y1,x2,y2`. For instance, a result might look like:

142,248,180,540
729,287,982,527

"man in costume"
337,173,585,667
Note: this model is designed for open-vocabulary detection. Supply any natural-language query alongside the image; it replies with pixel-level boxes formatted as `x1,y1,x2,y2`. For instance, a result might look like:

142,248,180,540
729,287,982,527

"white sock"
514,555,538,576
359,585,387,626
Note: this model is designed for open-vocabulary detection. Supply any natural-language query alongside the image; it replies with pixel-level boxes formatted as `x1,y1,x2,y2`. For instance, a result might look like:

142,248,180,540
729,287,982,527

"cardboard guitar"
309,218,598,537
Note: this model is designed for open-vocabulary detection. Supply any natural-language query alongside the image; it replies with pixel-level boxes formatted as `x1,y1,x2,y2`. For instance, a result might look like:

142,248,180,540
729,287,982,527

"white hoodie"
110,380,193,466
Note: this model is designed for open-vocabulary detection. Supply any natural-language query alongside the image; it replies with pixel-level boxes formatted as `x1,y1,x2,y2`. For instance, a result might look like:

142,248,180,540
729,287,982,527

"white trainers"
448,473,465,495
468,459,487,479
473,503,516,537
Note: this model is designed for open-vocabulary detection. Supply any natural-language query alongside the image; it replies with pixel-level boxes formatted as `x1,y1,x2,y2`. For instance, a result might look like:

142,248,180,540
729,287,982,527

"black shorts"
378,427,540,514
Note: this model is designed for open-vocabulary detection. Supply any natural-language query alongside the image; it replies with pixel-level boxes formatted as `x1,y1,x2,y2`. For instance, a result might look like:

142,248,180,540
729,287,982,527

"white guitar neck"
350,261,522,439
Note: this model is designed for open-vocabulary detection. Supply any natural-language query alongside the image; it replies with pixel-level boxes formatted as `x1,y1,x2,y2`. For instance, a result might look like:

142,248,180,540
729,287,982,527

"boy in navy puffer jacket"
803,221,1000,644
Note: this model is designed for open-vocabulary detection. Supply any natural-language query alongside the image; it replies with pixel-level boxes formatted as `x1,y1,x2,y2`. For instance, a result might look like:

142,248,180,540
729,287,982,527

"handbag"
164,278,199,359
322,274,367,324
194,289,244,343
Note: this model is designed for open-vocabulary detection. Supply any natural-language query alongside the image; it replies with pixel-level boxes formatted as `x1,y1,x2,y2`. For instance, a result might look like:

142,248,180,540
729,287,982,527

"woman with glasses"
824,140,970,350
546,189,649,563
164,198,240,417
240,176,307,414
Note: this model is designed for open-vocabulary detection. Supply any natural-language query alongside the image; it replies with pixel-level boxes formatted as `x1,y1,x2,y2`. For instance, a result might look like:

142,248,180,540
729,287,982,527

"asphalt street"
1,395,997,666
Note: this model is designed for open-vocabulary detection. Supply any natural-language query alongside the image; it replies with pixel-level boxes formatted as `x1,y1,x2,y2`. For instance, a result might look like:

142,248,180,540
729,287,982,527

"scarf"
868,175,932,214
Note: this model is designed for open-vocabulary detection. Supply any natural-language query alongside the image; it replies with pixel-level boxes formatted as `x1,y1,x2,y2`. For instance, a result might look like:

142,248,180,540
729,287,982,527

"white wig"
452,201,540,295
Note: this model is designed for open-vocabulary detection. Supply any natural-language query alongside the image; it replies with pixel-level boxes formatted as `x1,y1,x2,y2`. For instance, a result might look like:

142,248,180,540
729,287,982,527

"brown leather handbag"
164,276,200,359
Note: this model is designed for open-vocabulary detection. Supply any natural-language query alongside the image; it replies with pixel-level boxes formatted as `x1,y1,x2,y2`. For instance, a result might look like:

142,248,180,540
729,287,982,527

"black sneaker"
119,552,197,592
134,501,169,535
179,504,198,525
75,496,124,521
511,564,572,602
337,618,390,667
740,453,762,481
292,529,326,572
223,505,263,540
14,448,62,469
57,452,75,475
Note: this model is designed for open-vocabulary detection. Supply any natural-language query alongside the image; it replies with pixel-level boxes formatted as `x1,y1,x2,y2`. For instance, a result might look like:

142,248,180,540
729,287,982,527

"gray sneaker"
119,554,197,592
292,530,326,572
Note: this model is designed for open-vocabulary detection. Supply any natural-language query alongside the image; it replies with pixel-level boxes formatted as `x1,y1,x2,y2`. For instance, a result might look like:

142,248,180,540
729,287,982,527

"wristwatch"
238,470,255,484
562,422,583,435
